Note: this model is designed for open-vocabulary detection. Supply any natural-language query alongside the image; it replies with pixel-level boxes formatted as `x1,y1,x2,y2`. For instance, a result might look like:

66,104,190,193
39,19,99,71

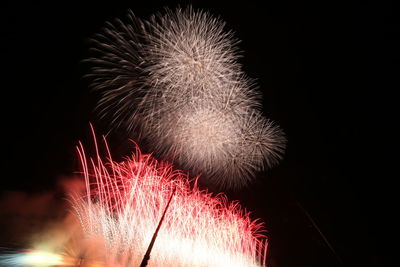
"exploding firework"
69,131,268,266
86,7,286,189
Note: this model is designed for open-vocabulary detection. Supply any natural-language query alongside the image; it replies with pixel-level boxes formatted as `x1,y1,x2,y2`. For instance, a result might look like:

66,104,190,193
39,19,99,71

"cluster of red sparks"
69,128,268,266
1,129,268,267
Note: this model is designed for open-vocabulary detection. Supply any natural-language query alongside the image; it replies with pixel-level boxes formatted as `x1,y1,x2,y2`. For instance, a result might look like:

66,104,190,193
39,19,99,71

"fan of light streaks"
71,132,268,266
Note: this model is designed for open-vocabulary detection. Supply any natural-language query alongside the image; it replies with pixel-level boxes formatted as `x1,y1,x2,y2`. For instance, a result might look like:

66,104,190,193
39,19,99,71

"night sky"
1,1,397,266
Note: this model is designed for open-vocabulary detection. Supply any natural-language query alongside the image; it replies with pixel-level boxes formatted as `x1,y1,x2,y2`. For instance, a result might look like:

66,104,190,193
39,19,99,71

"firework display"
70,134,267,266
0,6,285,267
87,7,286,188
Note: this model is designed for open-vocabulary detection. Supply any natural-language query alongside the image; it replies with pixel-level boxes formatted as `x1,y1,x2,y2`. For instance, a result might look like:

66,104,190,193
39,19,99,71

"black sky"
1,1,398,266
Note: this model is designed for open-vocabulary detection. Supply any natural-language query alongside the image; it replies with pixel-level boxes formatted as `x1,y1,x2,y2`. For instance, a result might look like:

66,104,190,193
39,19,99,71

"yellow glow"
23,251,63,266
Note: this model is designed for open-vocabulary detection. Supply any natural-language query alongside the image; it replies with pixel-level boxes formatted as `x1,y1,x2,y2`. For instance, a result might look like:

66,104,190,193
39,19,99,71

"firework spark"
86,6,286,189
70,131,268,266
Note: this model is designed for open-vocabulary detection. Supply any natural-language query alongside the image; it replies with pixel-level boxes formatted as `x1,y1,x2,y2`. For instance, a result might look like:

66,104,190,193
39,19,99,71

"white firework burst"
86,6,286,189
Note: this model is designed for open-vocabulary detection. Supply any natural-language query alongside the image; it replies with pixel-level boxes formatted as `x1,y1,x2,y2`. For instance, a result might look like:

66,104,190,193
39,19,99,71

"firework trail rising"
87,7,286,189
70,132,268,266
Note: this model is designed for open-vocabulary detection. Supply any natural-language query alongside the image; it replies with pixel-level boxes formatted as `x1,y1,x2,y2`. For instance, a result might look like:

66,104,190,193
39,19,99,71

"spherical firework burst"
71,133,267,266
86,6,286,189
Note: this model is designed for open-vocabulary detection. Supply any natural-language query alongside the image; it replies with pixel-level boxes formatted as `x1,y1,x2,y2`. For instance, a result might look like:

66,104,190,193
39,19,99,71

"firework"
70,131,267,266
86,6,286,188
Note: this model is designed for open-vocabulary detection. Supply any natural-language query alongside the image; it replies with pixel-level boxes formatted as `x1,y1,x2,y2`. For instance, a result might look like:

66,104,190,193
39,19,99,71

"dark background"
1,1,397,266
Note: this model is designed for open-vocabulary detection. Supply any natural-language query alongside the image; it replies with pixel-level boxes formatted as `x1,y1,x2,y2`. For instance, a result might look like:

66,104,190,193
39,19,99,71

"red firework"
70,128,268,266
